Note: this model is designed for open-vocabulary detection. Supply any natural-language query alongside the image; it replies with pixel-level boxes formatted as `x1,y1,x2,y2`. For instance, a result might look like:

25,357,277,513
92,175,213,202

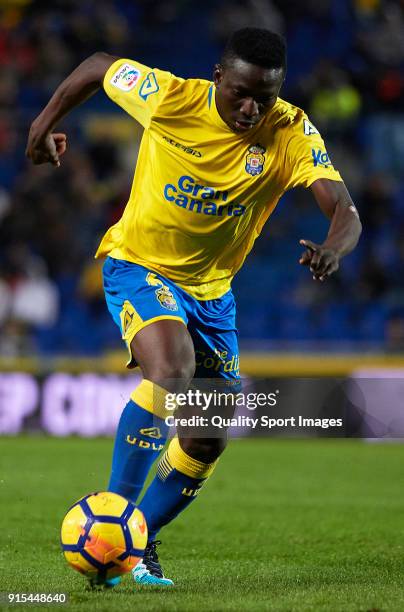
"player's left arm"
299,179,362,281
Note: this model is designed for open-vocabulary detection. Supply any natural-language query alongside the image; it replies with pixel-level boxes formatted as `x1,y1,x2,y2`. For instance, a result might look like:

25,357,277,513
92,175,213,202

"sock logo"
182,487,201,497
139,427,163,439
125,435,164,451
182,481,205,497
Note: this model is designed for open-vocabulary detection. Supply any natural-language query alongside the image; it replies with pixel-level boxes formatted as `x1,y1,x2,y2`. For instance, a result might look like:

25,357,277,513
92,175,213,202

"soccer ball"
60,491,147,581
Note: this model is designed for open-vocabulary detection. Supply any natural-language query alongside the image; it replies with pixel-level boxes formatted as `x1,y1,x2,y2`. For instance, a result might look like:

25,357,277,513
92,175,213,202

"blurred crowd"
0,0,404,357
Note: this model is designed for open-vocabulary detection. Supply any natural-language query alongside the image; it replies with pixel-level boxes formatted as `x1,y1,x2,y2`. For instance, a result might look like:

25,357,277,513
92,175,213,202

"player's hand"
25,131,67,167
299,239,340,281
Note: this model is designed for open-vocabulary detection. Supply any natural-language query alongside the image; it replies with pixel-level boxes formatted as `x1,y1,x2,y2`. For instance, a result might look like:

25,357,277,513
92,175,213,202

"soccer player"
26,28,362,586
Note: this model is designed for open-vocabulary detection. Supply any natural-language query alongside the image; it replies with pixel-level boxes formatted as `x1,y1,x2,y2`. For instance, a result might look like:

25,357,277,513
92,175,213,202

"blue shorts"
103,257,240,383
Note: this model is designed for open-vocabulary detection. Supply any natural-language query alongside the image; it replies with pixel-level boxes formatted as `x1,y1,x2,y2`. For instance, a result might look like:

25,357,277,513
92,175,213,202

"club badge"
245,144,266,176
156,286,178,311
146,271,178,311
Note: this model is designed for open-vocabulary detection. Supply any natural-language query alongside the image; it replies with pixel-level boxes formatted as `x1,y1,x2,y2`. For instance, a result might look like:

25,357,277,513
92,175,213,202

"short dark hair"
221,27,286,72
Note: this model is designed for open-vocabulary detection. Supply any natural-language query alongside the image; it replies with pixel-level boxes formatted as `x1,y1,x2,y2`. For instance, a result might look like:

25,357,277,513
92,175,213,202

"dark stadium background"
1,3,404,611
1,0,403,360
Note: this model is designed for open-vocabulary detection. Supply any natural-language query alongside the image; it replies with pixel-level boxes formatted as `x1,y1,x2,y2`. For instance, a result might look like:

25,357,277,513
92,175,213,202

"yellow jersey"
96,58,342,300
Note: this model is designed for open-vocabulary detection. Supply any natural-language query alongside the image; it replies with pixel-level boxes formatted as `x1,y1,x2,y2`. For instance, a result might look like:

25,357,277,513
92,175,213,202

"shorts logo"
120,300,140,341
312,148,333,168
139,427,163,439
304,119,319,135
146,272,178,312
245,144,266,176
195,349,240,375
110,63,141,91
156,287,178,311
122,307,134,334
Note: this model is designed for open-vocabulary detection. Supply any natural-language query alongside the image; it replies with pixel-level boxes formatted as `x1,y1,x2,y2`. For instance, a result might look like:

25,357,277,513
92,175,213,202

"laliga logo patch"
110,63,141,92
245,144,266,176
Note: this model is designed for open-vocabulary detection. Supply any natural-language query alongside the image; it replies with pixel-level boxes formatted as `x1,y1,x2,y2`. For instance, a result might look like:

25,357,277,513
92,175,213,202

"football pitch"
1,437,403,611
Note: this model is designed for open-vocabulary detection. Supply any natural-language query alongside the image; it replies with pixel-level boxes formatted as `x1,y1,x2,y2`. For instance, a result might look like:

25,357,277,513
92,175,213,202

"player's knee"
131,320,196,391
147,356,196,391
180,437,227,463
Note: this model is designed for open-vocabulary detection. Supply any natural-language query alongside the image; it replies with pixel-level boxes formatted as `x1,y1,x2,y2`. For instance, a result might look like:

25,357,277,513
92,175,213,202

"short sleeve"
103,58,177,128
282,114,342,191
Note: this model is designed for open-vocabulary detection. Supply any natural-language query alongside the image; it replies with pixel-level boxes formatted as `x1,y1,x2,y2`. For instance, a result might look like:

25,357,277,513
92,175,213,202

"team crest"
245,144,266,176
146,271,179,311
155,286,178,311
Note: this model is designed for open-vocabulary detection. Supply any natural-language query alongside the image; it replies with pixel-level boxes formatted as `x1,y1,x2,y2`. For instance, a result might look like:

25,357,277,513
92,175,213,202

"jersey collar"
208,84,232,132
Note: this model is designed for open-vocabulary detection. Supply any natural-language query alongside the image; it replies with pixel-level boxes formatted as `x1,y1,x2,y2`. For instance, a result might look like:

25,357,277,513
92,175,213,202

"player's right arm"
26,52,118,166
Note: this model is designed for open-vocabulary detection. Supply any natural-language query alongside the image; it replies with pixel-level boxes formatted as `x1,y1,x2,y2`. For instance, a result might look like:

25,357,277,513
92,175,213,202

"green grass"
0,437,403,611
